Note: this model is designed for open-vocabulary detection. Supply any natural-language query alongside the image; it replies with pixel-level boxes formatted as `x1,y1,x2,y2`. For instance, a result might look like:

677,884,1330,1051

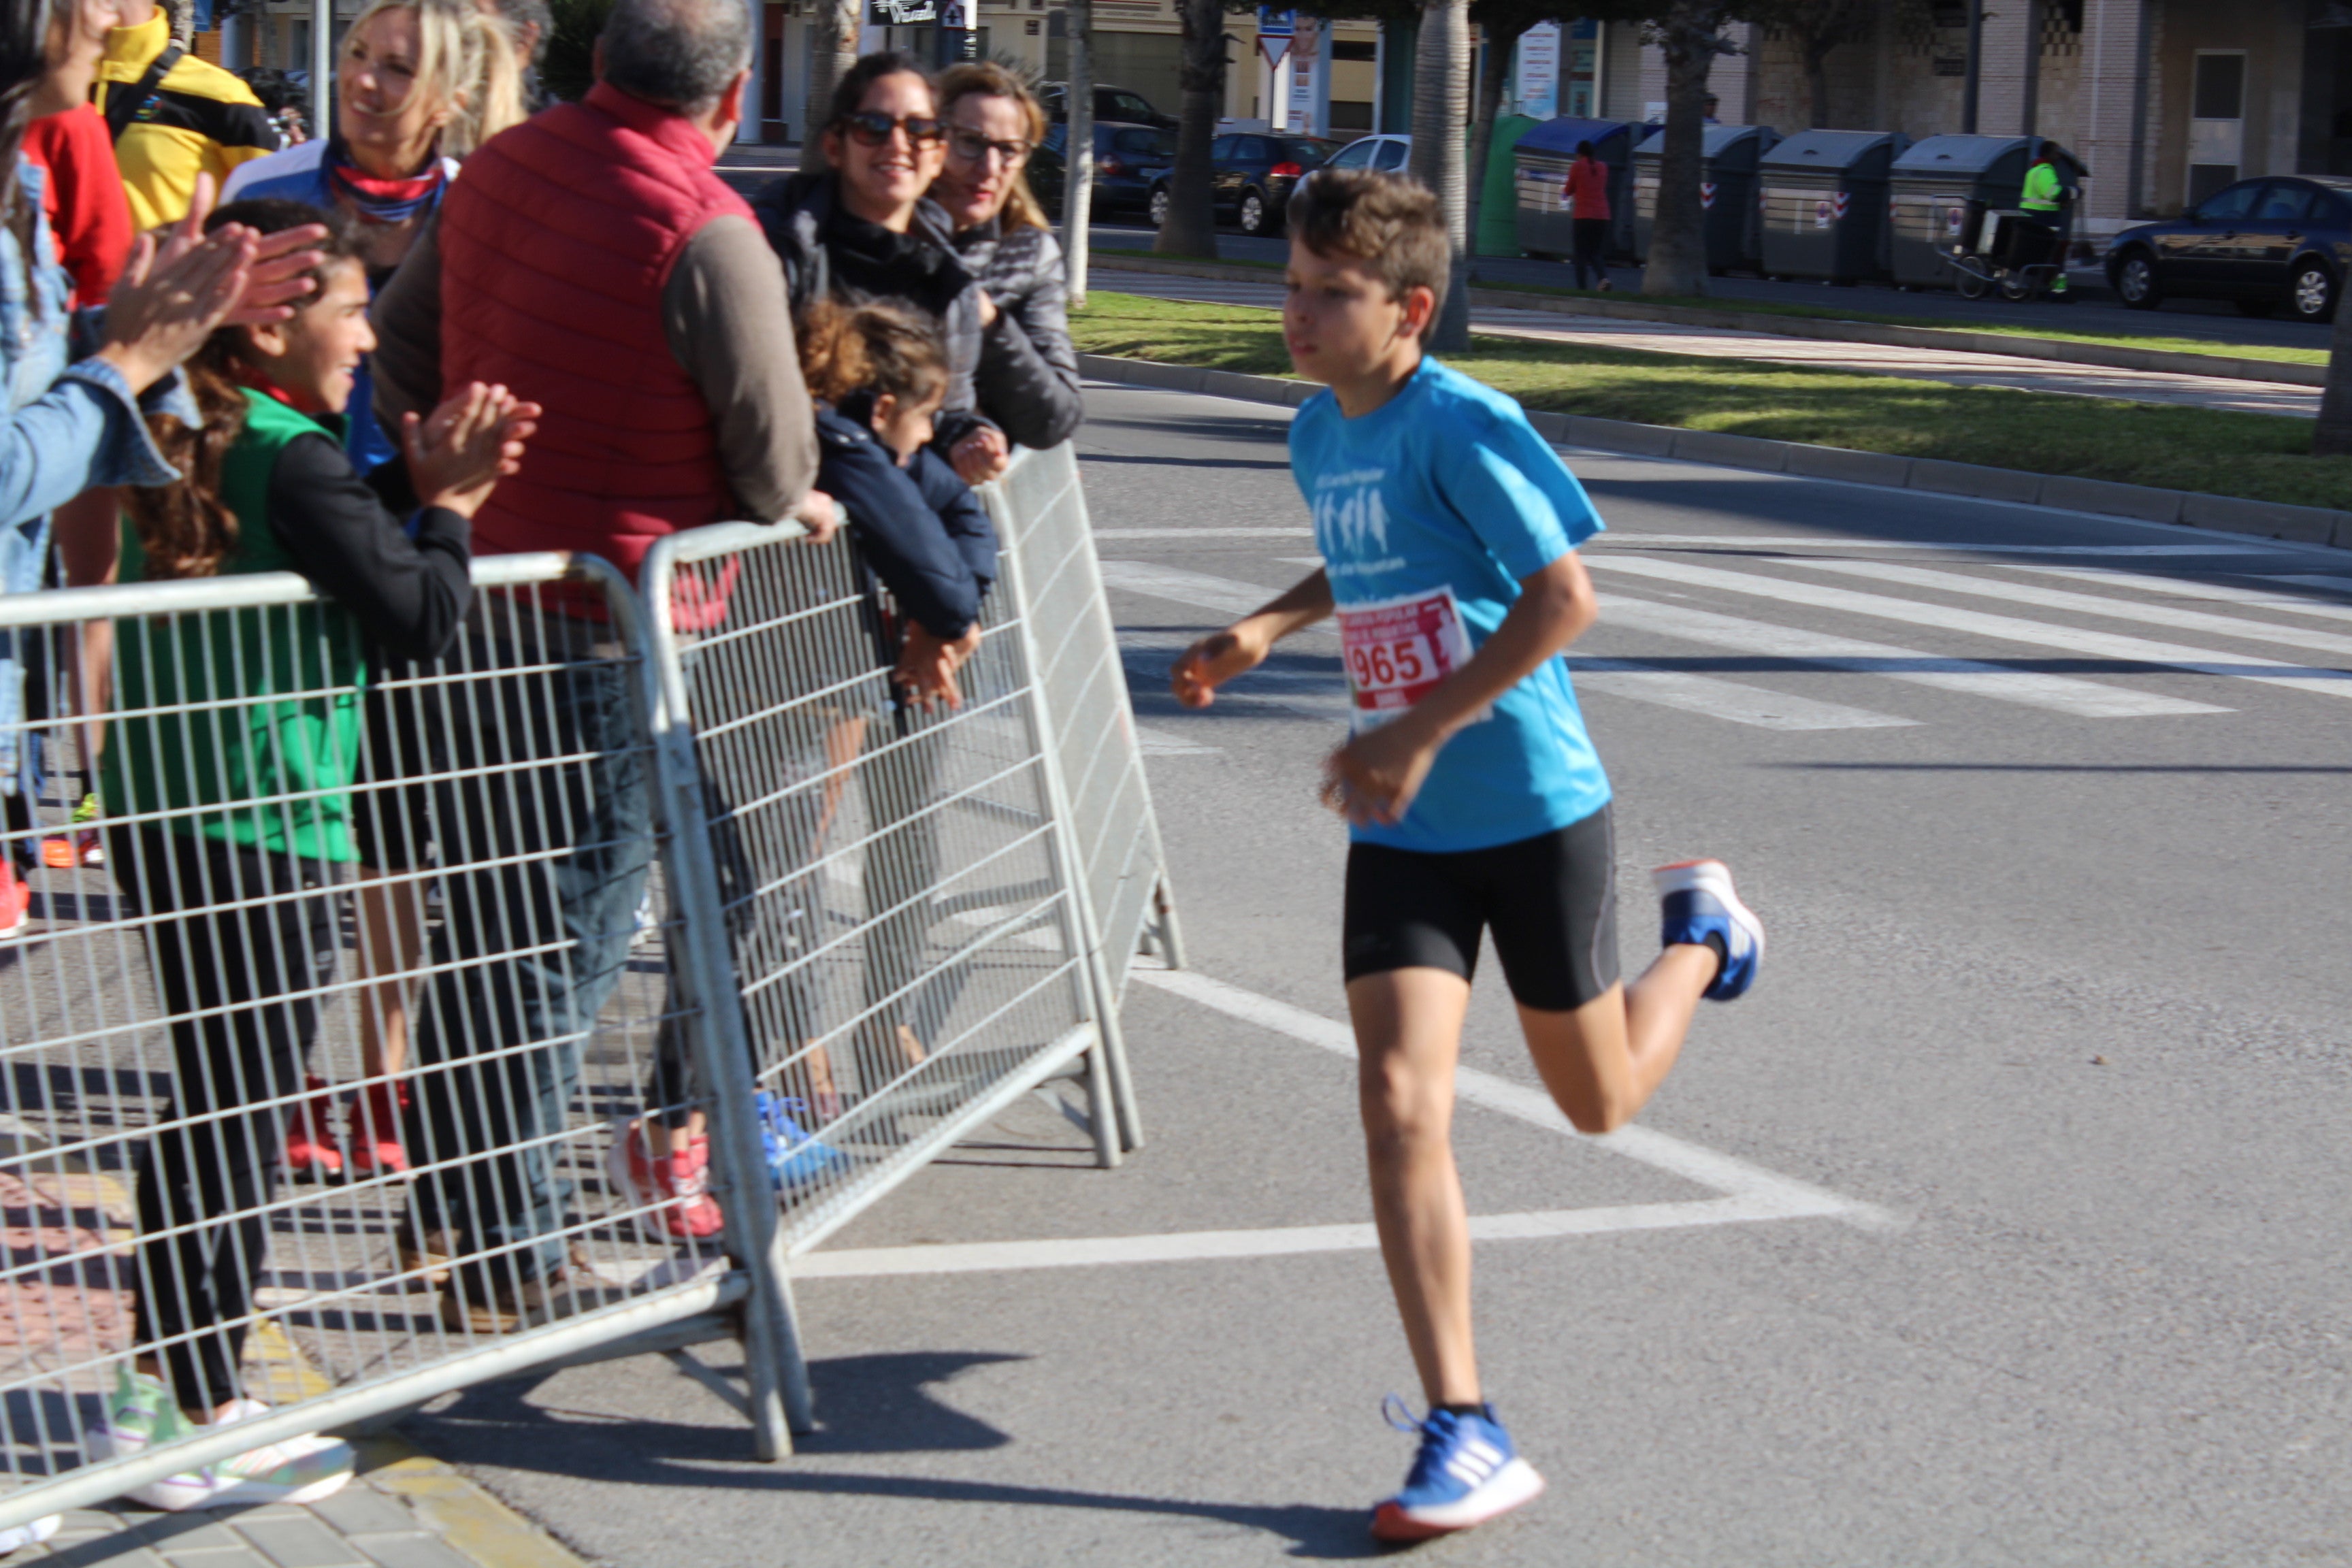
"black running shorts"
1341,807,1620,1012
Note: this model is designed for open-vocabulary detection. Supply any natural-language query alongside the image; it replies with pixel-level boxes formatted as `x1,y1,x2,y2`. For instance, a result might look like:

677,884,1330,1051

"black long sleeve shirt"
265,434,470,662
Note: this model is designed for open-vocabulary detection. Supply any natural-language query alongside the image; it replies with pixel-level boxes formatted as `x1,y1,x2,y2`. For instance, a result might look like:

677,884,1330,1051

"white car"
1323,134,1411,174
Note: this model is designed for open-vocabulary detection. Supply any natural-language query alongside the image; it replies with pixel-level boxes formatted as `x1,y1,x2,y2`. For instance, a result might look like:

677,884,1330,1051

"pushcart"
1938,203,2068,301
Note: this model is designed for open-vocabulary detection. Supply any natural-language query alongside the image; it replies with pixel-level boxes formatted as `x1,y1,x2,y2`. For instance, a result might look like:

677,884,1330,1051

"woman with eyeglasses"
929,61,1080,453
751,50,1010,487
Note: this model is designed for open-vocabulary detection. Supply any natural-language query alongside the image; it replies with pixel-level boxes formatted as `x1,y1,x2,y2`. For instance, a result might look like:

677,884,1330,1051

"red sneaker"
347,1079,411,1177
283,1075,344,1179
605,1123,723,1239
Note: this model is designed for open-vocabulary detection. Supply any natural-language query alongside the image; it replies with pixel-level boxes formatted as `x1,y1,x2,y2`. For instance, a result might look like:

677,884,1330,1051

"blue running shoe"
1370,1398,1546,1542
755,1093,850,1192
1654,858,1764,1001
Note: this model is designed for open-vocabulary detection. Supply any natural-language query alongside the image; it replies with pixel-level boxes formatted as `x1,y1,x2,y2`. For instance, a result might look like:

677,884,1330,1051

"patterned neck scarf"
325,135,446,225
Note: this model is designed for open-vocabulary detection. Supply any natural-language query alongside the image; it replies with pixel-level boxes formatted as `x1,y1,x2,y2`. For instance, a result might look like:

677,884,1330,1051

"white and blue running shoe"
1371,1398,1546,1542
1654,858,1765,1001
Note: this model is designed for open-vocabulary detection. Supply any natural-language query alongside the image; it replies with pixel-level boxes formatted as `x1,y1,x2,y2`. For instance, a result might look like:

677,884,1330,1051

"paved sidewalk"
3,1437,586,1568
1088,267,2323,419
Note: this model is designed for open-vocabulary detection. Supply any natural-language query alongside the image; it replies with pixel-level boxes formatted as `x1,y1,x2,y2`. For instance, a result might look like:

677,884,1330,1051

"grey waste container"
1757,129,1906,283
1514,117,1648,262
1887,133,2085,288
1630,124,1782,274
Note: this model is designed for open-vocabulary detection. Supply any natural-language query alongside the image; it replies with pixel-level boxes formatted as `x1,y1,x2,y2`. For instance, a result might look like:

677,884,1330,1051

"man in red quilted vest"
370,0,829,1332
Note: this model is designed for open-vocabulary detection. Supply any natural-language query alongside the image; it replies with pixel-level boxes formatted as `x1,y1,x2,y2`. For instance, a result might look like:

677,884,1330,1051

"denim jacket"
0,157,180,791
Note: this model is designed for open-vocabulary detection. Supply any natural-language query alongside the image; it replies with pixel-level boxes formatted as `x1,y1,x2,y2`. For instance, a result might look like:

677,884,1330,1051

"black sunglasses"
838,111,946,147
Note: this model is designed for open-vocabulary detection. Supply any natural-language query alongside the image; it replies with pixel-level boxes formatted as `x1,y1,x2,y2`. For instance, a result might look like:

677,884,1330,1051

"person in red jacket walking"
1563,140,1611,291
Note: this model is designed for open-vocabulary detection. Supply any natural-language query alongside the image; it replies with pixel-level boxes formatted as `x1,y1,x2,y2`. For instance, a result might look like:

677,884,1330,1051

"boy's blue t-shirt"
1290,355,1611,853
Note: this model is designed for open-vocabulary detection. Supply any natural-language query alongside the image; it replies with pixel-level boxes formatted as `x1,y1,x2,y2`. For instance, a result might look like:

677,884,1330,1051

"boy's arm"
1322,551,1597,827
1169,568,1336,708
820,435,981,640
912,446,997,589
266,434,471,662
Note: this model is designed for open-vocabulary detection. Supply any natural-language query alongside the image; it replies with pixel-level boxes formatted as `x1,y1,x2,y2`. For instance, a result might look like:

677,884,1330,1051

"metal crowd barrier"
0,442,1177,1519
983,444,1183,1152
0,554,765,1522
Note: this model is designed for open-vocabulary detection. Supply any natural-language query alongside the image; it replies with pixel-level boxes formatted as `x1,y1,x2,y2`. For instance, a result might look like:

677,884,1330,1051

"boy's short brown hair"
1286,168,1450,330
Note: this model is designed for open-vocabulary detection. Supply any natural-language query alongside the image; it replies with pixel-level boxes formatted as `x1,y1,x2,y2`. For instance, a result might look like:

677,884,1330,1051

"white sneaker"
0,1514,59,1552
91,1368,353,1511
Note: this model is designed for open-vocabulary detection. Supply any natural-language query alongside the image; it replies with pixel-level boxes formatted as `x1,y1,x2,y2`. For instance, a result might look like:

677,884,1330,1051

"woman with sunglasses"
751,51,1009,486
930,61,1080,455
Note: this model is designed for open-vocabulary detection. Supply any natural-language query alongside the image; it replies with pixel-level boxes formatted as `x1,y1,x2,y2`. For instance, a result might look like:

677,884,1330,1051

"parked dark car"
1039,82,1177,131
2106,175,2352,323
1028,120,1177,219
1147,133,1345,235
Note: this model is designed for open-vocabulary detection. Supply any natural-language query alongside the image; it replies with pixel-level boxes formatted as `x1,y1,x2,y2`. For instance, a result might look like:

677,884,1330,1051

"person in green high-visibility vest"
2019,146,2072,297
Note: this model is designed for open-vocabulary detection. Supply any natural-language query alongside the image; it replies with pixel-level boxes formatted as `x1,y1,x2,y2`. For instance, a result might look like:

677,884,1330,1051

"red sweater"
24,105,133,304
1563,156,1610,223
438,82,747,589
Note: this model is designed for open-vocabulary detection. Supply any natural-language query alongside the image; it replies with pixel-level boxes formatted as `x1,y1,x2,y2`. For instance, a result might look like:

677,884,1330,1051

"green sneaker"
90,1367,354,1511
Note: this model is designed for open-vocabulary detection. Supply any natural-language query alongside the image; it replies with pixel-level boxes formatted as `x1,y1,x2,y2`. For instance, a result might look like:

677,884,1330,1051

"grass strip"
1071,289,2352,511
1094,248,2330,368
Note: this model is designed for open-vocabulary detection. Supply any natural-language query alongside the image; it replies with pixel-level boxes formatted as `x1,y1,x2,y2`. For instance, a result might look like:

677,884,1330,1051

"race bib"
1336,587,1479,731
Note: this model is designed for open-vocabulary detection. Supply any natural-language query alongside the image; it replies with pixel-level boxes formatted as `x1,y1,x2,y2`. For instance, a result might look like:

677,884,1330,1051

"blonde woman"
931,60,1081,451
222,0,523,1185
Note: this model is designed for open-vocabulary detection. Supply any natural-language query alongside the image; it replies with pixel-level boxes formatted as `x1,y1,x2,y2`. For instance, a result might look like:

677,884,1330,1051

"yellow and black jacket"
95,15,280,231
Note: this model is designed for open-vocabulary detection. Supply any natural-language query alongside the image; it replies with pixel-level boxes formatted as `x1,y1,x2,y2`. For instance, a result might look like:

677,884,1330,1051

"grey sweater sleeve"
974,232,1083,451
664,214,821,523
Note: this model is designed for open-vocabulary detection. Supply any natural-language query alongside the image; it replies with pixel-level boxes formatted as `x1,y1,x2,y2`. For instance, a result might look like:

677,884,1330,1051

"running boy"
1169,168,1765,1544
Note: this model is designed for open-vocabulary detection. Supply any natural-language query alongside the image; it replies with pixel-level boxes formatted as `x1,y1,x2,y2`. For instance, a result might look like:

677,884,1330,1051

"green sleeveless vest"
105,391,369,864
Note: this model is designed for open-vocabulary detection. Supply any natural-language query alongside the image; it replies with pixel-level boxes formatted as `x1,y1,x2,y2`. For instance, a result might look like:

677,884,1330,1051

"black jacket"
953,215,1083,451
815,406,993,643
752,172,998,455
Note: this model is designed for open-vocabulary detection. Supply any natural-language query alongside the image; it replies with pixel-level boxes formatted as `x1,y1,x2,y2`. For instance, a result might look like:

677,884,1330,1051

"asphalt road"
1080,220,2336,352
402,382,2352,1566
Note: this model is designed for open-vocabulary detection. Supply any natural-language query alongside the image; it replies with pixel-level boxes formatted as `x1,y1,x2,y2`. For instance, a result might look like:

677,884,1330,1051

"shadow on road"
412,1351,1387,1558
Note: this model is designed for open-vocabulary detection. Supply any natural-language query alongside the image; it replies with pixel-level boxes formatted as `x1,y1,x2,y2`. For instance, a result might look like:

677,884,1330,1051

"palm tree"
1642,0,1735,298
1155,0,1224,259
2317,287,2352,455
1409,0,1472,350
800,0,861,173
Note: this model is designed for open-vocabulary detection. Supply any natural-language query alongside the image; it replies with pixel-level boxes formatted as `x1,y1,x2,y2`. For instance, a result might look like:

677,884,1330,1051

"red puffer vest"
439,83,751,593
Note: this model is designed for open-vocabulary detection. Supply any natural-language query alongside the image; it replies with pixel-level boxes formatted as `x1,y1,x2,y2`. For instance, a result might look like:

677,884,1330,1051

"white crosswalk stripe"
1102,563,1918,731
1600,594,2225,719
1784,557,2352,659
2012,566,2352,625
1590,555,2352,702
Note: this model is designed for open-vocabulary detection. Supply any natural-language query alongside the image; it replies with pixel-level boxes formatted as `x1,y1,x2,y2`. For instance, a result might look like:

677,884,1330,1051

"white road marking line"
1585,538,2270,556
1601,595,2230,719
1094,527,1315,539
1132,967,1893,1230
2012,566,2352,625
1591,555,2352,701
1135,725,1221,756
1788,557,2352,659
1572,660,1919,730
794,1196,1817,1279
1106,561,1920,730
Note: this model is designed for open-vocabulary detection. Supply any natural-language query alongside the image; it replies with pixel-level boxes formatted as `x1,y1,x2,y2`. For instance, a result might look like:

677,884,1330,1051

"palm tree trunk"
1155,0,1222,259
1410,0,1471,351
1465,20,1526,263
800,0,862,174
2316,286,2352,455
1061,0,1096,305
1642,1,1725,299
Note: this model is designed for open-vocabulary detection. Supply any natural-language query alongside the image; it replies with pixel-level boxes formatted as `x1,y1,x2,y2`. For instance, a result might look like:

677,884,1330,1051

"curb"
1088,252,2328,389
1076,353,2352,550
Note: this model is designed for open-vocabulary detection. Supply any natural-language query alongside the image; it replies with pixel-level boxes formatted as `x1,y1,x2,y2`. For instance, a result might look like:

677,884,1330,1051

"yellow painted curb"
363,1437,594,1568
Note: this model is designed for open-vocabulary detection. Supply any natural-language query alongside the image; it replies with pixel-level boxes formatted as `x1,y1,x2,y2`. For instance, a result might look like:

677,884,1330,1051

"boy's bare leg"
1518,944,1717,1134
355,870,425,1083
1349,966,1482,1408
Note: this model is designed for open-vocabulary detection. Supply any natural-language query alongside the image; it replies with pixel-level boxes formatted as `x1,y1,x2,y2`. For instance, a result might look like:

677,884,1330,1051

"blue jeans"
402,629,655,1292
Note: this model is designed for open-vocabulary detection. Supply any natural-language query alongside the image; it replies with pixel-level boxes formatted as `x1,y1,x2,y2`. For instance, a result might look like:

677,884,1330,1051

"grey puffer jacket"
750,171,1000,453
953,215,1083,451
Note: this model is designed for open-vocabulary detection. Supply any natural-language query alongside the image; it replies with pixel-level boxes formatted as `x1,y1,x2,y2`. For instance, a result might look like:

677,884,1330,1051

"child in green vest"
95,197,536,1512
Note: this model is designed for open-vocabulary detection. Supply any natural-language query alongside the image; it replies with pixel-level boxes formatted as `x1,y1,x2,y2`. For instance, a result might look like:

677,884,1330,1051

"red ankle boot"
348,1079,411,1176
283,1075,344,1179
